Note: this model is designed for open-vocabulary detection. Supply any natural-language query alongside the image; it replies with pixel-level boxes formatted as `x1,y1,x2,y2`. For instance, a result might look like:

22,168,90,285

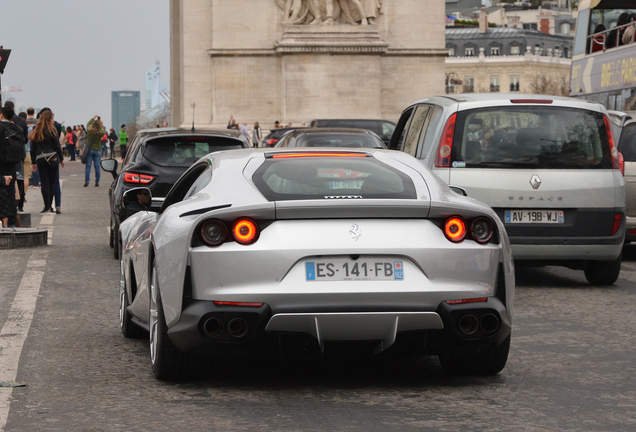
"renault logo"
530,175,542,190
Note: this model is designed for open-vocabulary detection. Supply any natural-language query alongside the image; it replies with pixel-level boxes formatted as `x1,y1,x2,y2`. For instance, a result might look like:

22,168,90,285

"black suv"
101,127,249,258
309,119,396,146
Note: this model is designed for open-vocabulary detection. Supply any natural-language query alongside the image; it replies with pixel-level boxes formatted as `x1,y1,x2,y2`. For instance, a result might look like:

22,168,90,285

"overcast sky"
0,0,169,130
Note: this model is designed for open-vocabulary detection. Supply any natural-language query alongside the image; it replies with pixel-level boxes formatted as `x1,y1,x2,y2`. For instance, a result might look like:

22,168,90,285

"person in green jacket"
119,125,128,161
84,116,105,187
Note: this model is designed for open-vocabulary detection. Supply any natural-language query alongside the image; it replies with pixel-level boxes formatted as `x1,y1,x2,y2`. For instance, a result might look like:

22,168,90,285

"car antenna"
190,102,196,133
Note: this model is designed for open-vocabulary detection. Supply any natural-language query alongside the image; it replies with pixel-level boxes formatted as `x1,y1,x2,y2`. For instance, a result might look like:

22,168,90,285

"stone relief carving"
275,0,382,26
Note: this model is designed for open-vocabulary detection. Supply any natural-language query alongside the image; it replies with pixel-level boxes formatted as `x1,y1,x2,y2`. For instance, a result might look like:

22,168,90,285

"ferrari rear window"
143,136,244,167
253,155,416,201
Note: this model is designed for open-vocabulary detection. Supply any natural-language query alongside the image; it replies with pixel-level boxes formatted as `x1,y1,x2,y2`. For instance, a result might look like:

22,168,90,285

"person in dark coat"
108,128,118,158
29,110,64,213
0,107,24,227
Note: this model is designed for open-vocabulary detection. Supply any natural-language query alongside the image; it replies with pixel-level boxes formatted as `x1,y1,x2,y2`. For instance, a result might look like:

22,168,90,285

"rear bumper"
511,242,623,261
167,298,511,359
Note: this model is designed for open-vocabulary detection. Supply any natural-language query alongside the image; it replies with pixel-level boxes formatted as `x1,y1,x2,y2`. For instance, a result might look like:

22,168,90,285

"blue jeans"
85,150,101,184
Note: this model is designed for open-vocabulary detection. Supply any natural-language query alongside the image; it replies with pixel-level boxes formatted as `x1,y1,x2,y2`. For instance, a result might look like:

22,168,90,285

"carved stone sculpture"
276,0,382,26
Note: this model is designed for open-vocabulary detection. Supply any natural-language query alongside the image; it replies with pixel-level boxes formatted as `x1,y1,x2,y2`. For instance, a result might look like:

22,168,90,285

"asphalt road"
1,160,635,431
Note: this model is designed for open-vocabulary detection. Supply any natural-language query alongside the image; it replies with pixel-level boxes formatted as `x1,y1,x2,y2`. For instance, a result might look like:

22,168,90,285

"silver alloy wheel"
149,262,159,366
119,258,126,330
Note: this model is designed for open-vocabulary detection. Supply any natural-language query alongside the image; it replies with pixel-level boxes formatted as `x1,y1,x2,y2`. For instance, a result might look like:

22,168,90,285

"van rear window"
143,136,244,167
253,155,416,201
451,107,612,169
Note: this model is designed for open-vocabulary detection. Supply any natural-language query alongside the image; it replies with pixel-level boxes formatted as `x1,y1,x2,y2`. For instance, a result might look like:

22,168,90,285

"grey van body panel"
395,93,626,264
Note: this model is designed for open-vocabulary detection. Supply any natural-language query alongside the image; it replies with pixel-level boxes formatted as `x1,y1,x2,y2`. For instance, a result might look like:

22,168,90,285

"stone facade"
170,0,447,129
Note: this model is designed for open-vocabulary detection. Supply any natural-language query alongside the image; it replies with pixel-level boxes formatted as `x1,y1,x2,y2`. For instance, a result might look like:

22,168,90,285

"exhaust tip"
227,318,249,338
202,317,224,338
458,314,479,335
480,314,500,334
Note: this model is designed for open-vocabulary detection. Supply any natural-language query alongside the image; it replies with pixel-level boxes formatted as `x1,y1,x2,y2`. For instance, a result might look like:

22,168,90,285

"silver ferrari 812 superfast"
118,148,515,379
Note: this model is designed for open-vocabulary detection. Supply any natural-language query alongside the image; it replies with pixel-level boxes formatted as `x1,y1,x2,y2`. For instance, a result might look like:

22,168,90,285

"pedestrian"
66,126,76,161
25,108,39,189
108,128,118,158
252,121,262,148
101,132,109,157
119,124,128,161
274,120,281,129
28,110,64,213
227,115,236,129
38,108,64,213
84,116,104,187
0,106,24,227
76,124,87,157
239,122,251,144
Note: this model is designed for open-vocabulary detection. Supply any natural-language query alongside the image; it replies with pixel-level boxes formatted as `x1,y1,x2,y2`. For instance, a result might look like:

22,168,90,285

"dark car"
309,119,396,146
261,126,307,147
275,128,386,149
101,127,249,259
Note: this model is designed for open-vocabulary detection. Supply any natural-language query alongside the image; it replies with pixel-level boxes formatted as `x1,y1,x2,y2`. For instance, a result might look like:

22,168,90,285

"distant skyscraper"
111,91,141,130
145,62,169,111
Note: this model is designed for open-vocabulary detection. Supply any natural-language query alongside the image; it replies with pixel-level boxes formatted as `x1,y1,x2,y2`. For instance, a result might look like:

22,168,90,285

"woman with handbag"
29,110,64,213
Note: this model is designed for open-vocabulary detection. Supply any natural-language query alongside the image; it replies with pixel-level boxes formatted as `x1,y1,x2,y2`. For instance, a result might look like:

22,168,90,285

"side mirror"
122,187,153,212
100,158,118,179
449,186,468,196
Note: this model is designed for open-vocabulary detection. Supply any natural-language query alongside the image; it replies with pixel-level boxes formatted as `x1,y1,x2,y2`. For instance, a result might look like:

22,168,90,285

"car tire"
119,258,146,339
584,255,622,286
149,259,189,380
113,224,120,260
439,335,511,376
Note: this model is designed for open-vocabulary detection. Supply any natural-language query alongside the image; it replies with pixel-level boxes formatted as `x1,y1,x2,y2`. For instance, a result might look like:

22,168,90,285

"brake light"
123,172,156,184
271,153,368,159
267,138,278,147
446,297,488,305
612,214,622,235
435,113,456,167
619,152,625,175
510,99,553,104
444,216,466,242
233,219,259,244
213,301,263,307
604,115,620,170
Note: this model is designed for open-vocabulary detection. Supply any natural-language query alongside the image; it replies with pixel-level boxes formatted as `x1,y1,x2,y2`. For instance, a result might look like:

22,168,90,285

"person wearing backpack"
29,110,64,213
0,106,26,227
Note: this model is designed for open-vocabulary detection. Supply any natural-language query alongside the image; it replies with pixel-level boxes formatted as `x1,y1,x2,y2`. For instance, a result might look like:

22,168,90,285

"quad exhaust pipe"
202,317,224,338
458,313,500,336
227,318,249,338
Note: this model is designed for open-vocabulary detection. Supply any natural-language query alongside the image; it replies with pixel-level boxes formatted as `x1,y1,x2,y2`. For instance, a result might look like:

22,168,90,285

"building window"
463,77,475,93
560,23,571,34
510,75,520,92
465,47,475,56
448,47,455,56
491,46,500,56
510,45,520,55
490,76,500,92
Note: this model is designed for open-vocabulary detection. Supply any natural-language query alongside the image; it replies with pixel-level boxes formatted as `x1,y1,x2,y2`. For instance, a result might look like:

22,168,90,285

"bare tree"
529,75,569,97
127,103,171,138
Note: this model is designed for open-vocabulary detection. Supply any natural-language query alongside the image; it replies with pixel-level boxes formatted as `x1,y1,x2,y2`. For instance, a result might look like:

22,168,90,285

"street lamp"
446,72,463,94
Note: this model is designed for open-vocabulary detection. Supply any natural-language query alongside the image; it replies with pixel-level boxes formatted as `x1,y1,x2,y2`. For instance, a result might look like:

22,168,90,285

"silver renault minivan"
390,94,626,285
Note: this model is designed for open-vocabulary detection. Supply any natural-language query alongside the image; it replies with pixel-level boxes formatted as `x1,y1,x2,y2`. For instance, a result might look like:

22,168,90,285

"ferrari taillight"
233,219,259,245
444,217,466,242
124,172,156,184
199,220,227,246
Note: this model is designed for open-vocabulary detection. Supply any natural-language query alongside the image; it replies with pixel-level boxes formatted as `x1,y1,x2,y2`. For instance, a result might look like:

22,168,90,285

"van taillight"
619,152,625,176
604,115,621,170
612,214,622,236
435,113,456,168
